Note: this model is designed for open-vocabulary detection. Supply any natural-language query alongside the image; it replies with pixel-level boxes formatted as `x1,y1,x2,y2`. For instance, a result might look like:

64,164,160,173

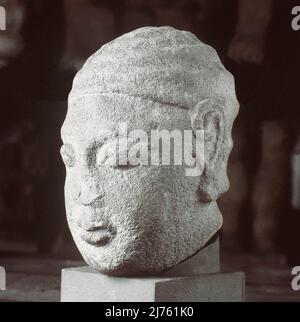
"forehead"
61,94,190,139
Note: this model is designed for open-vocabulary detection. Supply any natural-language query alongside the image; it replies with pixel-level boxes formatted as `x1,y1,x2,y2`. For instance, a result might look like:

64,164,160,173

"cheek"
64,173,73,199
64,173,76,215
101,172,166,221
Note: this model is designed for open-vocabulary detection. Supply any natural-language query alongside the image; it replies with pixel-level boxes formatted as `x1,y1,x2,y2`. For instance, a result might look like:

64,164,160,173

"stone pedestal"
61,267,244,302
61,238,245,302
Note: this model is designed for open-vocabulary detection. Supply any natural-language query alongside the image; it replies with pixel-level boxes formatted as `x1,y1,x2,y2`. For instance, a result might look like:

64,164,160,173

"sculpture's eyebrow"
69,92,190,110
61,124,118,140
87,130,119,150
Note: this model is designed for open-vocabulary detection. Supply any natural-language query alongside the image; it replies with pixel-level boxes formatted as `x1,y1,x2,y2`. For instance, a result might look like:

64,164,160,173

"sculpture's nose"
75,187,103,207
73,163,104,207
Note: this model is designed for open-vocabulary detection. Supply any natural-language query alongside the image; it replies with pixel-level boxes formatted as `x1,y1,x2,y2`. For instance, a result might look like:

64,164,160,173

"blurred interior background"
0,0,300,266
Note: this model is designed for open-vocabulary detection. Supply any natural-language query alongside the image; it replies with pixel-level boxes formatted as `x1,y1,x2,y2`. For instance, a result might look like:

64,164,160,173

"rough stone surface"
61,26,239,276
61,266,245,302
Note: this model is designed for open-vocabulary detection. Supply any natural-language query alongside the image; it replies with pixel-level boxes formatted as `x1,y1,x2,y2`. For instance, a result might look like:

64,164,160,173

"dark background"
0,0,299,265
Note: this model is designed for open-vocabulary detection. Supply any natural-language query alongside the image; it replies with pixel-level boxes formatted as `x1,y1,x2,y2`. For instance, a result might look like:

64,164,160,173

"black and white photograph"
0,0,300,306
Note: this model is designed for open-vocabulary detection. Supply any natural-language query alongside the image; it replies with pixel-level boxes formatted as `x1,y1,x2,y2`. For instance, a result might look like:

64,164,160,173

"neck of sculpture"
159,234,220,277
157,200,222,277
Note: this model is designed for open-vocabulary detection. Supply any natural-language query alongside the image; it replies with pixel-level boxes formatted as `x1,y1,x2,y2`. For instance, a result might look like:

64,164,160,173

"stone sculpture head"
61,27,239,276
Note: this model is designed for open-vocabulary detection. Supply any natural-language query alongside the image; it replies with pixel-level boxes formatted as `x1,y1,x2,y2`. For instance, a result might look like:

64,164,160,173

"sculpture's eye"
96,143,116,167
113,164,139,170
95,139,146,170
60,144,76,168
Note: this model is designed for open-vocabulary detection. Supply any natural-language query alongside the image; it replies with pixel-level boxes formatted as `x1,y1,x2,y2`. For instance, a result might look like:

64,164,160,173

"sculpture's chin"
86,257,167,277
74,236,170,277
95,265,155,277
68,201,224,277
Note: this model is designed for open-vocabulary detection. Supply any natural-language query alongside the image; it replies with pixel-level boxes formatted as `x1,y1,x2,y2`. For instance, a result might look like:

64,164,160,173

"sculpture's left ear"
190,98,230,202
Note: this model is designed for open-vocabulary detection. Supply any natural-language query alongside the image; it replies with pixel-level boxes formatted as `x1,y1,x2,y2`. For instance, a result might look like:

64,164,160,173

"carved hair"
70,26,239,202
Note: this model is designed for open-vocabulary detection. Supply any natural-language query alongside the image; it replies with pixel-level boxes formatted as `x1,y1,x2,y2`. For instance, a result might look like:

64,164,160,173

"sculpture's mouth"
78,224,115,246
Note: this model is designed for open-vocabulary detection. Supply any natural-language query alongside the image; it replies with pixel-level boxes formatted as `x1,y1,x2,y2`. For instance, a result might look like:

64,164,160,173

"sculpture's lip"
78,225,115,246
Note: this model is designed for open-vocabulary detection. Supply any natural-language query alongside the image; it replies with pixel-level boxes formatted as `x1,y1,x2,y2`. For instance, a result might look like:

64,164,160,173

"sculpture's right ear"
189,98,229,202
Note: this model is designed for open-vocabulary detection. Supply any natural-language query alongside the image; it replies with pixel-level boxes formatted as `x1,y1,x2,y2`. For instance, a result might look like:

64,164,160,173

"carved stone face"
61,27,238,276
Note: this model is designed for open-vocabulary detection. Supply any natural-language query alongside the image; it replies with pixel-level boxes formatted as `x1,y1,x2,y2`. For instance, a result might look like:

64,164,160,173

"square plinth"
61,267,245,302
